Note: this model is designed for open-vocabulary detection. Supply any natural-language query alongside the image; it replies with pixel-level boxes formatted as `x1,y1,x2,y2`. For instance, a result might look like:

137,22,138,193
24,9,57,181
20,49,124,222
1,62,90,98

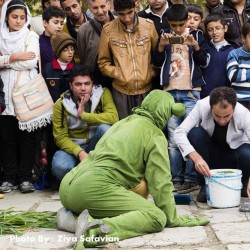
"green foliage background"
25,0,205,16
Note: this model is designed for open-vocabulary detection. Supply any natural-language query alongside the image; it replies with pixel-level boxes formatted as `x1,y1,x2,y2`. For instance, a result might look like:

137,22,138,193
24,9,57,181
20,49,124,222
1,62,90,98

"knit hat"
51,32,76,59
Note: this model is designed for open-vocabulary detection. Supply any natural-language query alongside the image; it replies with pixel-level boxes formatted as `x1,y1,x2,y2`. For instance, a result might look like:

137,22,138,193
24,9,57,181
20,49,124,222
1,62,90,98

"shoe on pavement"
173,181,182,192
177,181,199,194
75,209,110,240
0,182,18,193
196,185,207,203
19,181,35,193
57,207,77,233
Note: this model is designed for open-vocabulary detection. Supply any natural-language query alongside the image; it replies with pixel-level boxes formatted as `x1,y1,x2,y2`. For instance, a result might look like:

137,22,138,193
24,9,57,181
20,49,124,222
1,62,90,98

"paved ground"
0,189,249,250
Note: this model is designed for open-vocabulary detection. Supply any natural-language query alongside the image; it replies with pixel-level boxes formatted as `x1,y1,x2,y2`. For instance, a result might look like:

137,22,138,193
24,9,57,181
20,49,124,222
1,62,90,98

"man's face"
242,32,250,51
70,75,93,102
211,102,234,126
61,0,82,21
230,0,245,5
116,8,136,29
89,0,110,24
147,0,167,11
205,0,220,8
168,20,187,35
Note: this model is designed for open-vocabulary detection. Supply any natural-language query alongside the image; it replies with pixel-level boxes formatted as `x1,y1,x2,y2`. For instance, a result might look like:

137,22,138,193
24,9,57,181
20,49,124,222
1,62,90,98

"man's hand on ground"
78,151,88,161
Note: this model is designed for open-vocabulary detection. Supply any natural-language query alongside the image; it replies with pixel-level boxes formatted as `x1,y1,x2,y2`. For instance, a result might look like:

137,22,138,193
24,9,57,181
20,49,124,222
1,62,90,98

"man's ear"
242,34,245,44
224,24,228,33
43,20,48,28
44,1,50,8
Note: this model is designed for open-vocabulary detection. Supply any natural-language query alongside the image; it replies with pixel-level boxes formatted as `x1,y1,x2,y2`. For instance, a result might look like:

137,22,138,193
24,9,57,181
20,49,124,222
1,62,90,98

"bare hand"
78,151,88,161
188,151,211,177
182,34,198,48
10,51,36,63
77,94,90,117
159,32,173,47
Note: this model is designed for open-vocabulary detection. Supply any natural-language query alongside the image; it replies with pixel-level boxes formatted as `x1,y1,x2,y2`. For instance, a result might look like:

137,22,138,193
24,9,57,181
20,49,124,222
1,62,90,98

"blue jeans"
52,124,111,180
167,90,200,183
188,127,250,185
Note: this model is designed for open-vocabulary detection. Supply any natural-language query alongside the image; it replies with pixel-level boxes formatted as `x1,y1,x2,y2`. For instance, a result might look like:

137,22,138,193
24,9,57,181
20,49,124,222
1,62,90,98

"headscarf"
0,0,31,55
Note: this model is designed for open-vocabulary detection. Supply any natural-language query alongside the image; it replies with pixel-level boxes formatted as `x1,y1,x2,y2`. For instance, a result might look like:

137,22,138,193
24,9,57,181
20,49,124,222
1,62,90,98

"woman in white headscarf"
0,0,42,193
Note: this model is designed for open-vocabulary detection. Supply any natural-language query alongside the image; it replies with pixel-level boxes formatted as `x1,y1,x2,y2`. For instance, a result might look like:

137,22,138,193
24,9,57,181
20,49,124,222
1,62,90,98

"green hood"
133,90,185,129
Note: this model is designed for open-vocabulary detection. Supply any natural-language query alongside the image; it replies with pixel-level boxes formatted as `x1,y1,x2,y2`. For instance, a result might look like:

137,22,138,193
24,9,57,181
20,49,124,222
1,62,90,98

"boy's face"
187,12,202,31
168,20,187,35
43,17,64,37
116,8,136,29
242,33,250,51
59,45,75,63
206,21,227,43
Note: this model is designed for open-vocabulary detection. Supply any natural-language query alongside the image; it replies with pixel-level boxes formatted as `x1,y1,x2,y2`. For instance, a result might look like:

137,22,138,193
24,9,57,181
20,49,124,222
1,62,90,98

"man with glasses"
174,87,250,202
60,0,90,62
51,64,118,181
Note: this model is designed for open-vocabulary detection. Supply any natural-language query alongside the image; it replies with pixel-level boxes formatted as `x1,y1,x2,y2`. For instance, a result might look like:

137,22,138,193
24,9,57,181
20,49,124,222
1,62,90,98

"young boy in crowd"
187,4,203,44
227,19,250,110
43,32,76,102
40,6,65,69
153,4,207,193
201,13,233,98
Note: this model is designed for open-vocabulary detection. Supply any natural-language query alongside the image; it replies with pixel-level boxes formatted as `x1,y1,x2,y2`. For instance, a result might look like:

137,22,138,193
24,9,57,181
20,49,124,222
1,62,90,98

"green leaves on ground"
0,208,56,235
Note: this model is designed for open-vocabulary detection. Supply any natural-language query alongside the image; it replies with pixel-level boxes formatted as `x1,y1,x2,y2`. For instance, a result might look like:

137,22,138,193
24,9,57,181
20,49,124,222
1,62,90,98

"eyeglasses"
61,47,75,53
207,27,224,34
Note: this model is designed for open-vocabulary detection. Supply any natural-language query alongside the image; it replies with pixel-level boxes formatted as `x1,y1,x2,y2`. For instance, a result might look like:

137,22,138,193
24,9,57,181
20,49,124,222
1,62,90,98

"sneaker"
196,185,207,203
177,181,199,194
0,182,18,193
19,181,35,193
173,181,182,192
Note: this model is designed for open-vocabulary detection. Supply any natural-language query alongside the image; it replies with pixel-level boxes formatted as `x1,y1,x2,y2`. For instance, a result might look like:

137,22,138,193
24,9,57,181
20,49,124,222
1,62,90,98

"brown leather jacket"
98,16,158,95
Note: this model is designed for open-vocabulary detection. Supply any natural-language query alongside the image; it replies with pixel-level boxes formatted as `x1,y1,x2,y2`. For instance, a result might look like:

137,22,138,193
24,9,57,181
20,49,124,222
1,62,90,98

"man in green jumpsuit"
57,90,209,248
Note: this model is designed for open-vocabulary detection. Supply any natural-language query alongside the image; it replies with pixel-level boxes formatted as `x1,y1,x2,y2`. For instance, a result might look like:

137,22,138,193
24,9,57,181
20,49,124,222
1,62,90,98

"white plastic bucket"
205,169,242,208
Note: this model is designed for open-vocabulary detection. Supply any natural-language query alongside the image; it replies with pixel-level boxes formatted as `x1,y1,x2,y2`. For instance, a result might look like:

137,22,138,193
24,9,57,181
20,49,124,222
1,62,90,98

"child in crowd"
43,32,76,102
227,20,250,110
201,13,233,98
153,4,207,194
187,4,203,44
40,5,65,69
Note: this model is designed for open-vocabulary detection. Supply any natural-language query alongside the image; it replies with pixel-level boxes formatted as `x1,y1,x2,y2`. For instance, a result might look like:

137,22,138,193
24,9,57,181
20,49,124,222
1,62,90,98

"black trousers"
0,115,37,185
188,127,250,186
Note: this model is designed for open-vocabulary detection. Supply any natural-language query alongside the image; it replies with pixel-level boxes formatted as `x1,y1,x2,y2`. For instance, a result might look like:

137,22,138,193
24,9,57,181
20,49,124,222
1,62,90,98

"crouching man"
52,65,119,180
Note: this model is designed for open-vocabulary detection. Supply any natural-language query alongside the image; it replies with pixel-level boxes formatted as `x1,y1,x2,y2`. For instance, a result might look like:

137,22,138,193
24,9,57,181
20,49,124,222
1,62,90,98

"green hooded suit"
59,90,209,247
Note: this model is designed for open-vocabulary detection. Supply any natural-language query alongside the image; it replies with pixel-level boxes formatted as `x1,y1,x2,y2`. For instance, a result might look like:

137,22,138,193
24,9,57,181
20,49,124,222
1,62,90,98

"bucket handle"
209,177,242,191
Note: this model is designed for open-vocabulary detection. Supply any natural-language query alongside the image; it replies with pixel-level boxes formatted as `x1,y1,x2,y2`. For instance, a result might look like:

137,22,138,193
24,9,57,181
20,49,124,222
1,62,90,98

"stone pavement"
0,189,249,250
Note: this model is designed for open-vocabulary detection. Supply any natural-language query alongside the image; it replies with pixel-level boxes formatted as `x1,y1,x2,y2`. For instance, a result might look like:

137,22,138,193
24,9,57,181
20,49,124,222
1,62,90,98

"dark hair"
69,64,93,83
42,6,65,21
41,0,49,10
166,4,188,22
204,13,226,30
114,0,135,12
6,0,27,20
60,0,80,3
242,20,250,37
187,4,203,19
209,87,237,109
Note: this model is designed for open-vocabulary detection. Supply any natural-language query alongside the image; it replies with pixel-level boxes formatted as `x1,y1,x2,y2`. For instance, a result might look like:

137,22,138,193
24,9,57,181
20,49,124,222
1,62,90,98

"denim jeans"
52,124,111,180
167,90,200,183
188,127,250,185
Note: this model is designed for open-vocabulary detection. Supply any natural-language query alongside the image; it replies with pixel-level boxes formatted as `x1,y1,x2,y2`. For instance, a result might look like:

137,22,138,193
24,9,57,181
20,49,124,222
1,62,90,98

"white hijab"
0,0,31,55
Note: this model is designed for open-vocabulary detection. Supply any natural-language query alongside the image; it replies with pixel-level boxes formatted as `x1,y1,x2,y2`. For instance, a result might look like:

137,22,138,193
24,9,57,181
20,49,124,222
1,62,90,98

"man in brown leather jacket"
98,0,158,119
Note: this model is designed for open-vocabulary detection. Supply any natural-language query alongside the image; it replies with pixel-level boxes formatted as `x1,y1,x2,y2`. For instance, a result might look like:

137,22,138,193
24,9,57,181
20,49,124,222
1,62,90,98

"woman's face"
7,8,26,32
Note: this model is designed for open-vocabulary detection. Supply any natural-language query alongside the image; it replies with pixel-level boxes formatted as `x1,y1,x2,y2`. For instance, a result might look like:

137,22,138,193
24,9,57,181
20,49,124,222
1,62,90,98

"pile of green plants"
0,208,56,235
